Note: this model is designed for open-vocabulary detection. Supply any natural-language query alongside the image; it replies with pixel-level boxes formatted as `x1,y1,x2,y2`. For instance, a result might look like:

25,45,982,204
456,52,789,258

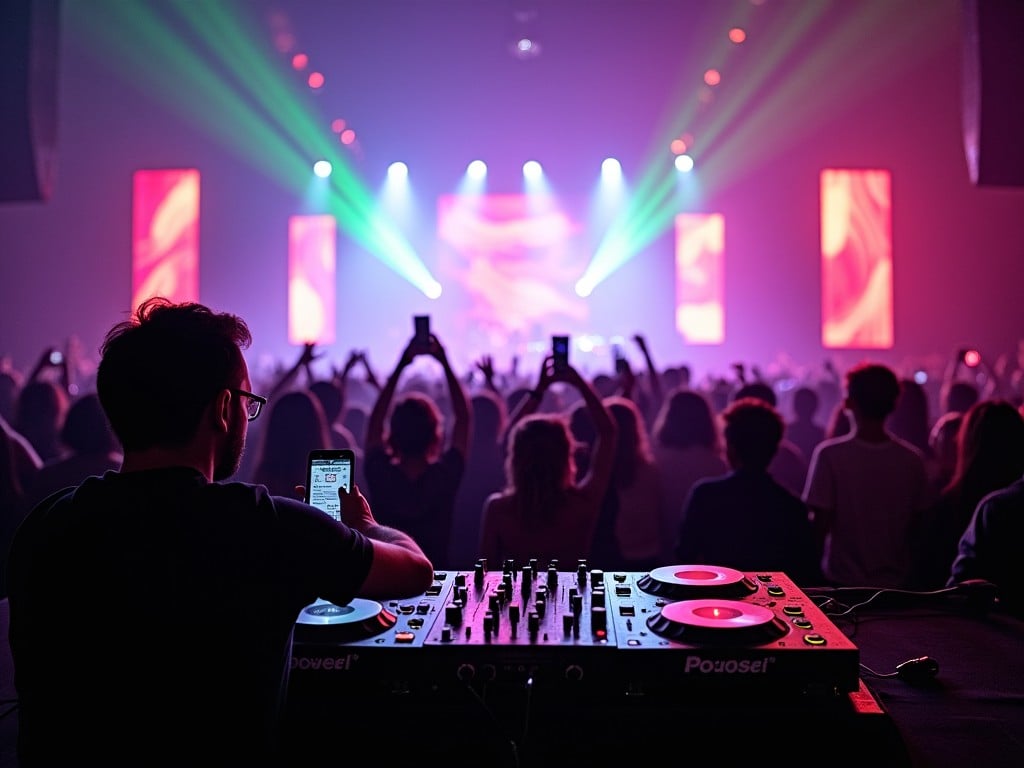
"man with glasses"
6,297,434,768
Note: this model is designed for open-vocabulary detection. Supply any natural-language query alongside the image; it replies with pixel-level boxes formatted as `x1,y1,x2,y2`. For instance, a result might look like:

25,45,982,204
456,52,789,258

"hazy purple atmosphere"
2,0,1023,386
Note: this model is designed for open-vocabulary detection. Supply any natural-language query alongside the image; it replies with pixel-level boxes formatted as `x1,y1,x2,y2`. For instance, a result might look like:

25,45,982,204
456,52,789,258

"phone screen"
305,451,354,522
552,335,569,370
414,315,430,345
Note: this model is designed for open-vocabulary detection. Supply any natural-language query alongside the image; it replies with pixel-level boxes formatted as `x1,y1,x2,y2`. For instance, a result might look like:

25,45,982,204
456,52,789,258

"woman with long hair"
480,358,616,568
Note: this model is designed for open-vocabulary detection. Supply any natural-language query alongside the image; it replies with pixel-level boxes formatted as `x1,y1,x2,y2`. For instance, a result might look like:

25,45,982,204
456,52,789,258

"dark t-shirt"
364,446,465,568
6,467,373,767
674,468,822,586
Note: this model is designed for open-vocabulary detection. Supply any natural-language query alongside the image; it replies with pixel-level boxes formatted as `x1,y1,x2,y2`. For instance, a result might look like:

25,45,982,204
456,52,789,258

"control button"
474,562,485,586
571,593,583,614
767,585,785,597
522,565,533,585
416,602,430,615
528,612,540,633
408,618,424,629
509,603,521,624
793,618,813,629
425,583,443,596
563,614,574,636
803,633,827,646
619,603,635,617
757,574,773,582
536,599,546,618
627,638,641,646
394,631,415,644
615,585,631,596
440,625,453,642
592,590,606,608
783,605,804,616
454,573,467,588
614,573,627,582
445,604,462,625
591,606,607,632
590,570,604,584
565,664,584,682
398,604,415,615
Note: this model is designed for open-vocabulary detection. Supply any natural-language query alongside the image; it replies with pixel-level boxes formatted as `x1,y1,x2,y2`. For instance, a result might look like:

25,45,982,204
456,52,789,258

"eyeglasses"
230,388,267,421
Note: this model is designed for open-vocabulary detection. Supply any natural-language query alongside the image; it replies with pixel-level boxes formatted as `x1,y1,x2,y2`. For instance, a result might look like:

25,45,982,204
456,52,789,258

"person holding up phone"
6,298,433,768
480,355,618,567
363,323,471,568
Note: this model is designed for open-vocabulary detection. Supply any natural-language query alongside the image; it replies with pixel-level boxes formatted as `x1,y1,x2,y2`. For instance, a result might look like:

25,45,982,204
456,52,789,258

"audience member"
26,392,122,508
598,396,664,571
803,362,930,588
5,297,433,768
480,357,617,567
364,330,470,568
949,476,1024,614
888,377,932,459
732,381,808,498
786,386,826,465
927,410,963,497
15,379,69,464
651,388,729,563
675,398,821,585
450,389,508,568
914,400,1024,588
1,415,34,598
251,389,332,497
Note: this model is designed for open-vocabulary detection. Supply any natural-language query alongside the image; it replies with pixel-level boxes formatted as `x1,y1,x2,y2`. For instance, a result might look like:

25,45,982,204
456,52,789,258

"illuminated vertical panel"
132,169,200,311
674,213,725,344
288,215,336,345
821,169,893,348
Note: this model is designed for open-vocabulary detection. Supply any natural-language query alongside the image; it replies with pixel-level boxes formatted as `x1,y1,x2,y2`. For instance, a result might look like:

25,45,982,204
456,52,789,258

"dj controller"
283,563,894,767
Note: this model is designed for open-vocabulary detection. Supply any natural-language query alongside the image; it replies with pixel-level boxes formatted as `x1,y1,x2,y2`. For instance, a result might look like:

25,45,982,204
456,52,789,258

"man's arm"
342,484,434,598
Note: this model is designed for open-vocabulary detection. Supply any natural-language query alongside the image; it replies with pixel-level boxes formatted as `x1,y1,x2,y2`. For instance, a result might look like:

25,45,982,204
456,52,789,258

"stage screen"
437,193,590,359
674,213,725,344
131,169,200,312
288,214,337,345
821,168,893,349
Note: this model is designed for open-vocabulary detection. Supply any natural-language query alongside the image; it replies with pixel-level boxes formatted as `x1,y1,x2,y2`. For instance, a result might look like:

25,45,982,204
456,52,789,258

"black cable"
460,681,520,768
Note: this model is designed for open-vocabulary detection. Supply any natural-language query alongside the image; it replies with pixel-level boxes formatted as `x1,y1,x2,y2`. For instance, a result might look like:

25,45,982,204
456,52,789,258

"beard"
213,416,246,481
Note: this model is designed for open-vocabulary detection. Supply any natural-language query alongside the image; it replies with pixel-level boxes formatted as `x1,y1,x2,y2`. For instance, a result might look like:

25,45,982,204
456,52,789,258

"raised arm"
342,484,434,598
364,340,415,453
565,365,617,501
268,342,320,401
432,334,471,458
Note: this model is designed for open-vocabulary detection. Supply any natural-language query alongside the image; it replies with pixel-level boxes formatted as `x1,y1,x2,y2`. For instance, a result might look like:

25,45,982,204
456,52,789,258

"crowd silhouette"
5,315,1024,612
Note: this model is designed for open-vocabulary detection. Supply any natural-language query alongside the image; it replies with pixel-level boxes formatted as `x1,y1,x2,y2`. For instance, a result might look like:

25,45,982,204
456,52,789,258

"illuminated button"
619,604,635,617
614,573,627,582
394,631,415,643
425,583,443,596
803,633,827,646
783,605,804,616
398,604,415,615
757,574,773,582
408,618,424,629
792,618,813,629
615,585,631,596
767,586,785,597
628,639,641,646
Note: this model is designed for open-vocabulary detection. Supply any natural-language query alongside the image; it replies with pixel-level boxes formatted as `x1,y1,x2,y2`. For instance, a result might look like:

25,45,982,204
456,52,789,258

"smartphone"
552,335,569,371
414,315,431,346
613,345,628,374
305,449,355,522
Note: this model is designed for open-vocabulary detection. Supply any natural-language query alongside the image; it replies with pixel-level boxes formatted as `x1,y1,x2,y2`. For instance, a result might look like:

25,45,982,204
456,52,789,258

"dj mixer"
283,563,888,766
290,561,859,698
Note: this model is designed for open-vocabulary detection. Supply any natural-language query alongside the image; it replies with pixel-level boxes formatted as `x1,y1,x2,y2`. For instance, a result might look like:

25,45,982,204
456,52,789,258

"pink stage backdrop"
288,215,337,345
131,169,200,312
674,213,725,344
821,169,893,349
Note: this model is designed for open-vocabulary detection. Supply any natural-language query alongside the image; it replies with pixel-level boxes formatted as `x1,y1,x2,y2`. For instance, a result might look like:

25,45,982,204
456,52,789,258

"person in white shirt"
803,362,929,588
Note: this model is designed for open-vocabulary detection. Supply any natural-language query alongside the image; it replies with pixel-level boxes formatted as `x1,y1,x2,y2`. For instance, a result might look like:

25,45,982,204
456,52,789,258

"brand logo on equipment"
291,653,360,671
683,655,776,674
